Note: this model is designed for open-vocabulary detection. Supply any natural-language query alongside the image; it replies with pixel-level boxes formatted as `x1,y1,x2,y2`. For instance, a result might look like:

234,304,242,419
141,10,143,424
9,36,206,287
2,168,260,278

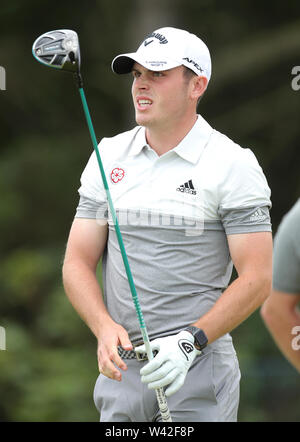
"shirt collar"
173,115,214,164
128,127,148,157
128,115,214,163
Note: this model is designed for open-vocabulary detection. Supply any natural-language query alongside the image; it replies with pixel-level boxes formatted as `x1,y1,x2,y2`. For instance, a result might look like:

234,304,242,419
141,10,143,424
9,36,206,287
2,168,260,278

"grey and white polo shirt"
75,115,272,347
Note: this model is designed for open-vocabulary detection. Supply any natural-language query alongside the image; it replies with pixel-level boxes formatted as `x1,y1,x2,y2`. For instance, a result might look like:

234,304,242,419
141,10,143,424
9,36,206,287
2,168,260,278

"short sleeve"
75,146,108,220
218,148,272,234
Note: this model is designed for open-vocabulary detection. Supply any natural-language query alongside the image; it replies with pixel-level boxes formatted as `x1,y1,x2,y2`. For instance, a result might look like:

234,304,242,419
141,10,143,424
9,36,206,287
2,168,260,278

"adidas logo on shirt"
176,180,197,195
250,208,265,222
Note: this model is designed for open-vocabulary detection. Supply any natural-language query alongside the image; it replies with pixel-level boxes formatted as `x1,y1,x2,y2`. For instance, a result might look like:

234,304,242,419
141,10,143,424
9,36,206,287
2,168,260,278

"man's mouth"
136,97,153,109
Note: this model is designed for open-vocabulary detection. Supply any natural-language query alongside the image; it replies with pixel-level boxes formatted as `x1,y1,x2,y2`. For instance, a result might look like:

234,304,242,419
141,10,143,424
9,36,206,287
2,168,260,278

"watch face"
184,327,208,350
194,329,208,350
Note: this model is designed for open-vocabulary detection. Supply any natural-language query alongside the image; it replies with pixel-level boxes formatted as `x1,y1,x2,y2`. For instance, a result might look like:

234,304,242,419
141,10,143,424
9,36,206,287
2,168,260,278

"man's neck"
145,114,198,156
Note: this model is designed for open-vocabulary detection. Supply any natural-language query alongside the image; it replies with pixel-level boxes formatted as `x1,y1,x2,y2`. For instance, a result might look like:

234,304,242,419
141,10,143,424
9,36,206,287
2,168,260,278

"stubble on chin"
135,112,152,128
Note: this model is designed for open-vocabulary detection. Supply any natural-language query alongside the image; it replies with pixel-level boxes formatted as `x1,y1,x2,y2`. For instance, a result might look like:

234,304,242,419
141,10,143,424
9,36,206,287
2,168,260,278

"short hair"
183,66,197,82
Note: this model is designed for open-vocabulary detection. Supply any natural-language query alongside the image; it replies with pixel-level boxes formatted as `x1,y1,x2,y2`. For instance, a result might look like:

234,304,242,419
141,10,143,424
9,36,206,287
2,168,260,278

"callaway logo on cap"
111,27,211,82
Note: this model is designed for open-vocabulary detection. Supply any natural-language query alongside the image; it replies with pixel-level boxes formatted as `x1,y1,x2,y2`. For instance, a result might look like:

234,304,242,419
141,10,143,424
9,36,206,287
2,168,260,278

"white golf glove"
135,331,201,397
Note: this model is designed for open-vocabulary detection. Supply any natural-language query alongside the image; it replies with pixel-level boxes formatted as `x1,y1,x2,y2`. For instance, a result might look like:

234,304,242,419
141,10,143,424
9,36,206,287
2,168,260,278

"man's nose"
135,75,149,90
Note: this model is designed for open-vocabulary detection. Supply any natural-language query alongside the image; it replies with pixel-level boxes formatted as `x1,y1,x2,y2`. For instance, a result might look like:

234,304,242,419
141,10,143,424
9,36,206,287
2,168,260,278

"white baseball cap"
111,27,212,82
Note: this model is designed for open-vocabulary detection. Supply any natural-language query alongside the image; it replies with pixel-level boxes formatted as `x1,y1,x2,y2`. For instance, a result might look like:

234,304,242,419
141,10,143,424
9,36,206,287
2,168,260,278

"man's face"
131,63,192,130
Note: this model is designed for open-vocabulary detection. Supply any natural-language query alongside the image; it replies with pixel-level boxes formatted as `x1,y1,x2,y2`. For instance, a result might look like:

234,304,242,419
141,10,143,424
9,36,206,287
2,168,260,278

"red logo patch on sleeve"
111,168,125,183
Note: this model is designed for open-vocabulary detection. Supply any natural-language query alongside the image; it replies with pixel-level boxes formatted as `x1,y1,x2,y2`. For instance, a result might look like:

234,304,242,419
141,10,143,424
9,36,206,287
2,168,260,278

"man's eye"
153,72,163,77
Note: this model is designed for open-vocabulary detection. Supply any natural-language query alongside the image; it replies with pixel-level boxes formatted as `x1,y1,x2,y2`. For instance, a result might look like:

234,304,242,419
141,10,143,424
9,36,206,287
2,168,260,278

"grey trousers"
93,343,241,422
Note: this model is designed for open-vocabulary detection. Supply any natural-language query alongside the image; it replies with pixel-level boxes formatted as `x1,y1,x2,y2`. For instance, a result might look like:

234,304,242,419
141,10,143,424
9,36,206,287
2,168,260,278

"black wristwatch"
184,326,208,351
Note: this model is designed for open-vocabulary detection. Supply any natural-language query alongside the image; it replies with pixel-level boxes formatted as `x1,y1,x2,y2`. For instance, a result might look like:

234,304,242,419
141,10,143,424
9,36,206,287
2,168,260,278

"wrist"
183,326,208,351
95,313,116,340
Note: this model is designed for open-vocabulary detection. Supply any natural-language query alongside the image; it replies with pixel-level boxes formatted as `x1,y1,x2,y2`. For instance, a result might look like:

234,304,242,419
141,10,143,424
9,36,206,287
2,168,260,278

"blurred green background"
0,0,299,422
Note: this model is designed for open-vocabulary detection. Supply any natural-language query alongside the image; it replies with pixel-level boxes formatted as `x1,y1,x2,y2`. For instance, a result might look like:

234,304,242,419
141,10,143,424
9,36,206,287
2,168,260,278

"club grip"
155,388,172,422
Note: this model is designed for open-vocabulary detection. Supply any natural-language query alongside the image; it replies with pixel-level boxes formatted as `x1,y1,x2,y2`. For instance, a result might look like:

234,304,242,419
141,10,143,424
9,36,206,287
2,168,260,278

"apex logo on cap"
183,57,204,73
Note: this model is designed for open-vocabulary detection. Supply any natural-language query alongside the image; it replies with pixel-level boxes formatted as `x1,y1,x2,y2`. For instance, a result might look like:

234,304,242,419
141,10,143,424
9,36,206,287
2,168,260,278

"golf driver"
32,29,172,423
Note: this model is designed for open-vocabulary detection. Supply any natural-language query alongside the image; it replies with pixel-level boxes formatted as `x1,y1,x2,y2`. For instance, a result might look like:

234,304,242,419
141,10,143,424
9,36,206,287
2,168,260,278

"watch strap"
184,326,208,351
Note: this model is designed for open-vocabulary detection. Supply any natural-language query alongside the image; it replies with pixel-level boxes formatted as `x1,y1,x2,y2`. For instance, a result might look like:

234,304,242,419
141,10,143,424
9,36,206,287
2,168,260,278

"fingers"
134,344,146,354
119,333,133,352
165,373,185,397
136,338,161,354
140,352,165,375
138,332,195,396
141,363,184,397
141,361,179,386
97,326,133,382
98,346,124,381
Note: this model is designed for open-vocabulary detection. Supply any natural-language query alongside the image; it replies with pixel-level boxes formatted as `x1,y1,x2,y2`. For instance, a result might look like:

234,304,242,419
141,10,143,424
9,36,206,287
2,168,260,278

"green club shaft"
78,86,172,422
78,88,145,327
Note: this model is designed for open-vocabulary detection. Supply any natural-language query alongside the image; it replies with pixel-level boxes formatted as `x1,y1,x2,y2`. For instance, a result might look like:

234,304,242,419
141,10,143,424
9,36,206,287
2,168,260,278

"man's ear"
191,76,208,101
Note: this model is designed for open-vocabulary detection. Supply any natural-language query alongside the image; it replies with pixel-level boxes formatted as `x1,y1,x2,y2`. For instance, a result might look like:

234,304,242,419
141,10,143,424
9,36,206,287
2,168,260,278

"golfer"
62,27,273,422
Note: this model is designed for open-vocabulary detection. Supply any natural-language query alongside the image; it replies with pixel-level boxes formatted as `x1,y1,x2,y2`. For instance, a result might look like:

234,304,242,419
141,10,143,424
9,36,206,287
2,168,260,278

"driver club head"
32,29,81,72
